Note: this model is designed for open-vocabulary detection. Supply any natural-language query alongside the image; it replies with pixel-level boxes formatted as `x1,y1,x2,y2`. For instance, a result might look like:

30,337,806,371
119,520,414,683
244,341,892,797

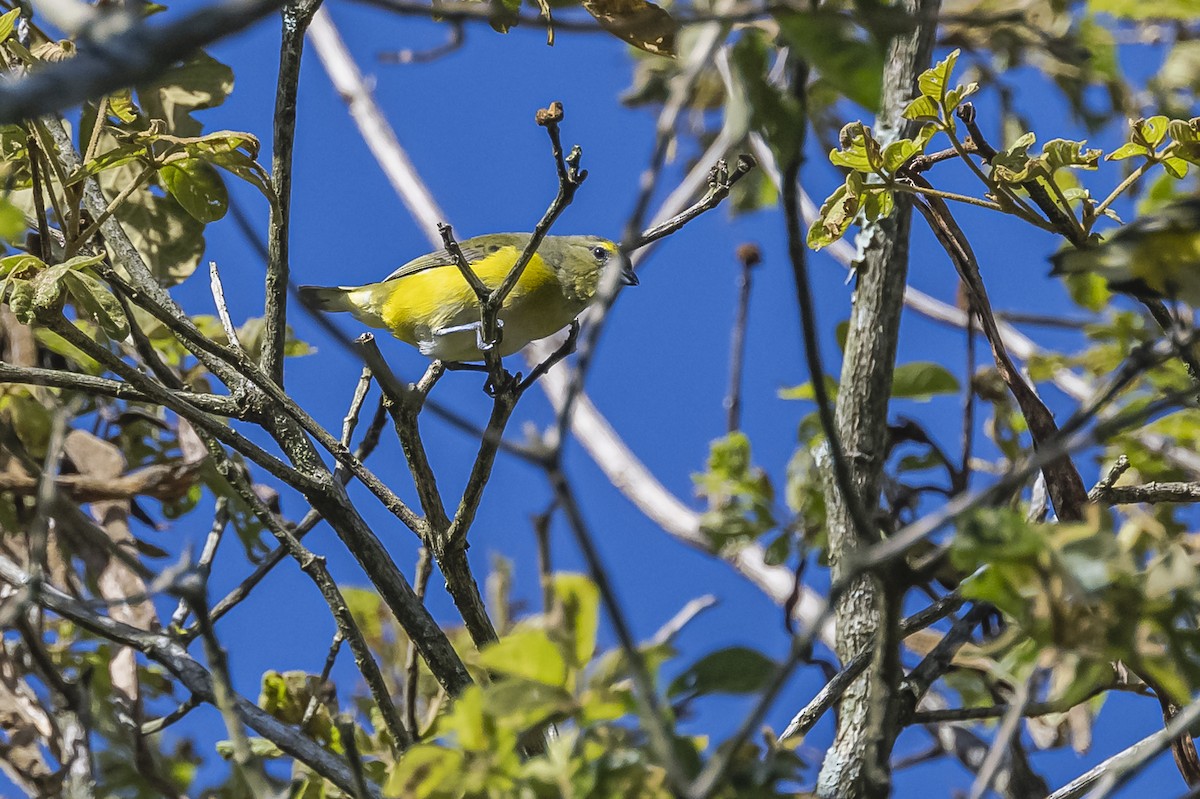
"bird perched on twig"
299,233,637,362
1050,198,1200,306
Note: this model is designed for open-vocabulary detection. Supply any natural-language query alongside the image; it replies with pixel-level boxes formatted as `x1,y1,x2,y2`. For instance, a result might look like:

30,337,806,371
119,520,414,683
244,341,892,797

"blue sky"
8,1,1189,795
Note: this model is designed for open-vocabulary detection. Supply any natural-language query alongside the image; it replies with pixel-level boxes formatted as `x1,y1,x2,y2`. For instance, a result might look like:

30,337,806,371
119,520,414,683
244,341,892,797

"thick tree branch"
815,2,939,795
0,0,284,124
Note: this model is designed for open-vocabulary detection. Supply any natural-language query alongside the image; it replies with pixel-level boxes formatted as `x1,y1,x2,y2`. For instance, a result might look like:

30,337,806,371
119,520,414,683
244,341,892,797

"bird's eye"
591,245,609,261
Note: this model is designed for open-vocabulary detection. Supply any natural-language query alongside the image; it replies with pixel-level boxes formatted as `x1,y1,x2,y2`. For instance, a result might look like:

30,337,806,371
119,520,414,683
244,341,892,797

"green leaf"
776,11,884,111
110,186,205,287
160,158,228,223
480,630,569,688
33,325,103,374
729,31,806,161
828,123,883,173
779,375,839,402
1164,119,1197,145
1138,115,1170,147
1106,141,1150,161
204,147,275,203
0,253,47,278
1063,271,1112,312
107,89,139,123
807,181,858,250
136,50,234,136
0,200,25,243
943,82,980,113
30,262,72,314
551,574,600,668
7,278,33,324
385,744,465,798
882,138,921,172
1162,155,1191,178
0,8,20,43
1041,139,1102,172
73,143,148,184
694,432,776,551
342,587,384,643
902,95,941,123
668,646,777,698
917,48,960,102
60,269,129,340
485,678,576,733
890,362,959,400
861,185,895,221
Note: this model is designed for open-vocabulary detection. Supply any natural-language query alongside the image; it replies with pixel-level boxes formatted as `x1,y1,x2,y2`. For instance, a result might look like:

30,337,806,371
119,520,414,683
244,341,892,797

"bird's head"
549,236,638,302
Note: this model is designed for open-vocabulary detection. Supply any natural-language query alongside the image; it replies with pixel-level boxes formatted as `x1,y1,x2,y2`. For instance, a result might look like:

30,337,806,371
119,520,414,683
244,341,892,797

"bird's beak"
619,257,639,286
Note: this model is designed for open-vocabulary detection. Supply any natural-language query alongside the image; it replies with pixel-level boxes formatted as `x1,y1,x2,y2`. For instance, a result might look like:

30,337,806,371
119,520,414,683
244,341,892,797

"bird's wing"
381,234,531,282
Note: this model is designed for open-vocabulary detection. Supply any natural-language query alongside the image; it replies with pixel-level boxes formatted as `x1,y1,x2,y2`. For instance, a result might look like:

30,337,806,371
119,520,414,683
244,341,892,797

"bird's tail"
298,285,358,313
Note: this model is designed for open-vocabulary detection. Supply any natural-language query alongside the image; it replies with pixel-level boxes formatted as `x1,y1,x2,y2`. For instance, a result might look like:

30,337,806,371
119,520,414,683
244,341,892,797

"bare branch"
0,553,380,798
0,360,242,416
0,0,284,124
263,0,325,385
780,651,871,741
209,261,242,352
307,7,447,247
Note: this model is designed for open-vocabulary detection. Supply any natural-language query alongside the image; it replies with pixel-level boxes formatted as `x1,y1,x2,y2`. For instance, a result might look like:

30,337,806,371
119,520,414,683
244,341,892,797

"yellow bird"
299,233,637,362
1050,198,1200,306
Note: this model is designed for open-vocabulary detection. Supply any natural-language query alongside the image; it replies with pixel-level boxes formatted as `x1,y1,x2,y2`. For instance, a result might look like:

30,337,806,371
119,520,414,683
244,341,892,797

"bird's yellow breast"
378,247,582,357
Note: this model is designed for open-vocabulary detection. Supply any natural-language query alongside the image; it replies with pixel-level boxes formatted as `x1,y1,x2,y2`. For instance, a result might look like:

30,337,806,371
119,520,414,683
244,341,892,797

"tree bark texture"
815,4,942,797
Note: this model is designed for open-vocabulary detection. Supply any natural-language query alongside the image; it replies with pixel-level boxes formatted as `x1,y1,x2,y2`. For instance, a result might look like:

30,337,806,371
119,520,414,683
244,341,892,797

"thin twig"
897,604,990,725
0,362,241,416
725,244,758,433
780,651,871,740
197,395,388,635
336,715,372,799
139,695,202,735
300,630,344,729
779,58,877,546
209,261,242,351
169,499,229,629
197,434,417,744
178,576,273,795
357,334,497,649
404,548,432,741
0,552,377,796
966,671,1040,799
262,0,324,386
548,467,686,791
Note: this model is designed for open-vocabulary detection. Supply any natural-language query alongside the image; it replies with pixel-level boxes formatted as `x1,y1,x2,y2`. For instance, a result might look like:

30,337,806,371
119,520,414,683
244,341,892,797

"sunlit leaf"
0,8,20,42
776,12,884,111
779,375,839,402
480,630,570,688
0,199,25,243
61,269,129,340
552,574,600,668
160,158,228,223
807,181,858,250
917,48,960,101
668,646,777,698
891,362,959,400
902,95,941,123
